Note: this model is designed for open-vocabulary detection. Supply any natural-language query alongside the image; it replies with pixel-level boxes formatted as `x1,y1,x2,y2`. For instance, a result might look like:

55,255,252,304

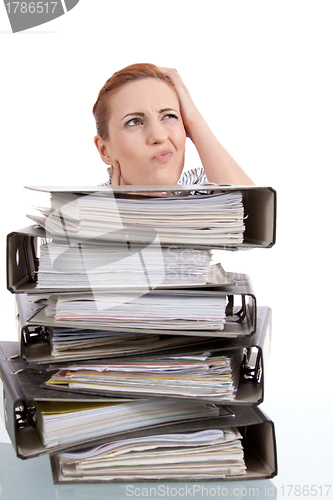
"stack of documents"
29,190,245,246
43,292,227,331
2,184,279,482
54,428,246,481
34,399,219,448
45,351,242,401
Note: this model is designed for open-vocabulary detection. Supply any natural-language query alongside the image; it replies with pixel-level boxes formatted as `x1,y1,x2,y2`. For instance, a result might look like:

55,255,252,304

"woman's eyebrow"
122,112,145,121
160,108,178,114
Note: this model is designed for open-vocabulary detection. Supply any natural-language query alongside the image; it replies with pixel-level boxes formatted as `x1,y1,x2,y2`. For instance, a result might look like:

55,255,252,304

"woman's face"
98,78,186,185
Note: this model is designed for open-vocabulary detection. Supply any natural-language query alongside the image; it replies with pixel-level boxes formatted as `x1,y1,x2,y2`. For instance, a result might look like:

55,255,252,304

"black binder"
7,226,237,294
49,406,277,483
14,274,256,343
16,284,257,367
24,184,277,249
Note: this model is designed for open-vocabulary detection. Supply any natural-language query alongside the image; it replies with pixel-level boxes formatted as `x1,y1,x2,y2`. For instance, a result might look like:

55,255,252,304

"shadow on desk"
0,442,277,500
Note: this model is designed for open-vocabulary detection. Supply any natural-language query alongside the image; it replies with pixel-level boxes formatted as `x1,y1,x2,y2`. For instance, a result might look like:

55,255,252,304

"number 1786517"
281,485,332,497
5,2,59,14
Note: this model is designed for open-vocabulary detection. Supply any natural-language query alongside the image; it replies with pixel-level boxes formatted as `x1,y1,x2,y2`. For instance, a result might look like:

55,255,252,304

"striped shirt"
102,166,208,187
177,167,208,185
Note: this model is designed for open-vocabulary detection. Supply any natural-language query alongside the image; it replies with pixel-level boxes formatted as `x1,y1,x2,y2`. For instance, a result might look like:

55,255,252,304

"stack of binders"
1,183,277,483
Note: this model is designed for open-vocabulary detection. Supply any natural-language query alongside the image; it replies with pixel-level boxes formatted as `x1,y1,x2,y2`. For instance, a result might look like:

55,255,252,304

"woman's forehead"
109,78,179,117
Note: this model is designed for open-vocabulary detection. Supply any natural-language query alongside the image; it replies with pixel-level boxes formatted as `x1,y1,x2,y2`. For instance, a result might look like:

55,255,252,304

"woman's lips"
152,149,173,163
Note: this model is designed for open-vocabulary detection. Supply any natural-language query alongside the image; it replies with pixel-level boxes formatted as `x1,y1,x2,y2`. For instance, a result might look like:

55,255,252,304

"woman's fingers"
160,67,200,139
111,162,121,186
160,67,184,87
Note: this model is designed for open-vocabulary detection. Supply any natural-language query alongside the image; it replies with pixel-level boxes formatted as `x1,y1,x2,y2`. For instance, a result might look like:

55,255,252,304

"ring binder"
49,406,277,483
25,184,277,250
24,279,257,339
7,226,235,294
15,278,257,365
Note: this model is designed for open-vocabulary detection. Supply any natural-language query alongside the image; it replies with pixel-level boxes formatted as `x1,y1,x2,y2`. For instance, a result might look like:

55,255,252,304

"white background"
1,0,332,401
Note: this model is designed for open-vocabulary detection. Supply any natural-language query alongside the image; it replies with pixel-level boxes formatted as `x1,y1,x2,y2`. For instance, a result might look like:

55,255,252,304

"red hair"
92,63,175,140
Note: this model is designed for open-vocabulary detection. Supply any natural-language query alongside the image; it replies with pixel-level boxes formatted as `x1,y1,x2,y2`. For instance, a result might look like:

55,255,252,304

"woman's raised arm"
161,67,255,186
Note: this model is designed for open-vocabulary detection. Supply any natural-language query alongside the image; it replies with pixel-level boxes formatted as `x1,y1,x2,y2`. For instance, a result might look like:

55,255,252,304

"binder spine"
259,307,272,401
241,408,277,479
0,344,35,452
7,230,39,293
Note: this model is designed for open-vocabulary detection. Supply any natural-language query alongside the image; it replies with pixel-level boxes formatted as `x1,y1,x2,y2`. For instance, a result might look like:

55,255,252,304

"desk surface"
0,393,332,500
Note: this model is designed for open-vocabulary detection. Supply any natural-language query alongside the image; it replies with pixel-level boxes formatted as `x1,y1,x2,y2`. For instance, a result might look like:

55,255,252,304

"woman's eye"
126,118,143,126
162,113,178,120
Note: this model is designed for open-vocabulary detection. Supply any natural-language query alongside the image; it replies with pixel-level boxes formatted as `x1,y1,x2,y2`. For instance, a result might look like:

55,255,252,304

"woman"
93,63,254,187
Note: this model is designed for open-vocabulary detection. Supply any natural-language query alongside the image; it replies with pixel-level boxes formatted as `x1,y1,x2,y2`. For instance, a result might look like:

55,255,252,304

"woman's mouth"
152,149,173,163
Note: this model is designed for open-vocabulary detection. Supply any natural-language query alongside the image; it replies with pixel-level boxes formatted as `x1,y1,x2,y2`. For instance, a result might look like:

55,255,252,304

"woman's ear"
94,135,113,165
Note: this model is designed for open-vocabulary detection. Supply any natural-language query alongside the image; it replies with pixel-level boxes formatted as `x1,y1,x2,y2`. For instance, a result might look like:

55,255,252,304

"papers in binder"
45,351,243,401
34,399,219,449
28,190,245,246
55,428,246,481
48,329,215,360
43,291,227,331
36,243,233,290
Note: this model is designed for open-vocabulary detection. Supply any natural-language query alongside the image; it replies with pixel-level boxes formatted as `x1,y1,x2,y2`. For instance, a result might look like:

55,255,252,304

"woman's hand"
160,67,202,140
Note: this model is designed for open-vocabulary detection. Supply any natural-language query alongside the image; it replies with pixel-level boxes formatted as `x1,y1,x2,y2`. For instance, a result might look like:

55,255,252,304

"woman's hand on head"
160,67,255,186
160,67,201,140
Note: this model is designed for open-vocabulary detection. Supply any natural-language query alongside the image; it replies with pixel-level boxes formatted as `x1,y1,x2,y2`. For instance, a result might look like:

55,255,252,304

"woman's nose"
147,120,168,145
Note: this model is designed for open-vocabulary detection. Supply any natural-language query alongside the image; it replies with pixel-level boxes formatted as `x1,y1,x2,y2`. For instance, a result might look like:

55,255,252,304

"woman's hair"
93,63,174,140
